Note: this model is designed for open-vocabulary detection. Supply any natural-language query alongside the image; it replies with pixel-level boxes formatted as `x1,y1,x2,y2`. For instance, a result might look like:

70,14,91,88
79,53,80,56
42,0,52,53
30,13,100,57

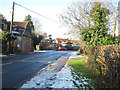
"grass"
67,56,99,88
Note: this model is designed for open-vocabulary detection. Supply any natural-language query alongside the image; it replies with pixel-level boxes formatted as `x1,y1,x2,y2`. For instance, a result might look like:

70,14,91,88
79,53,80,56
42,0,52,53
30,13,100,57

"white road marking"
48,61,52,63
0,62,13,66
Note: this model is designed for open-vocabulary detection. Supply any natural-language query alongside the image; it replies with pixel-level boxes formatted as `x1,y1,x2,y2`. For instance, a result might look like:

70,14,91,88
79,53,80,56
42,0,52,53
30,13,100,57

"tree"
24,14,34,32
32,33,44,50
112,0,119,37
60,1,93,39
24,15,44,50
32,18,42,34
101,0,119,37
0,14,5,19
48,35,53,43
60,0,118,39
80,2,110,46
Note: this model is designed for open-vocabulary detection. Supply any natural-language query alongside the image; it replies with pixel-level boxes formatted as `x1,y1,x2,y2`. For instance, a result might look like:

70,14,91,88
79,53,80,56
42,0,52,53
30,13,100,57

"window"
3,24,7,30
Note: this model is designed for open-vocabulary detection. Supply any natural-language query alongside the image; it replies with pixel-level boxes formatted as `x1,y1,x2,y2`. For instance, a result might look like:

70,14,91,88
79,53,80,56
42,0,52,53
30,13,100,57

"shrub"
78,47,83,54
0,31,10,54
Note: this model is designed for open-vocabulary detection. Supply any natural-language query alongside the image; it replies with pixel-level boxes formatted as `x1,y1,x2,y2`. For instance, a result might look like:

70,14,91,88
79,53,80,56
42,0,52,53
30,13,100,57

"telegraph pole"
9,1,15,53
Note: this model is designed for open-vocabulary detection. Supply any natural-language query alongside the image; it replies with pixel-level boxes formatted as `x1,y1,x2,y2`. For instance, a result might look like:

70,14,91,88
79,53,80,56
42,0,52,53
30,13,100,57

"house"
56,38,66,44
0,18,10,32
56,38,69,46
11,21,32,52
0,18,32,53
39,39,57,50
55,38,81,50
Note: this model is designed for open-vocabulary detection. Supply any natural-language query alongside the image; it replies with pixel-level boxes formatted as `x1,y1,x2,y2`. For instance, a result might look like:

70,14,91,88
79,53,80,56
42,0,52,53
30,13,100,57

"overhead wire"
14,2,58,23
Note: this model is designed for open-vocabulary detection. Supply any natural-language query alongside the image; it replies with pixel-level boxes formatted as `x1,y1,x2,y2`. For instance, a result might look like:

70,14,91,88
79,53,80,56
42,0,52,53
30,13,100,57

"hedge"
87,45,120,88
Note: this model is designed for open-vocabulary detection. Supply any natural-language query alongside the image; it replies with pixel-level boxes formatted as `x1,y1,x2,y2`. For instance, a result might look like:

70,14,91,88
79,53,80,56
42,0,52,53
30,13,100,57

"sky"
0,0,73,39
0,0,119,39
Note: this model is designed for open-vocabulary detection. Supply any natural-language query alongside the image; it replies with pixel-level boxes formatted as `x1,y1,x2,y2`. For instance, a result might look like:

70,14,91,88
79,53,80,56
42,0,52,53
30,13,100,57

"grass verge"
67,56,99,88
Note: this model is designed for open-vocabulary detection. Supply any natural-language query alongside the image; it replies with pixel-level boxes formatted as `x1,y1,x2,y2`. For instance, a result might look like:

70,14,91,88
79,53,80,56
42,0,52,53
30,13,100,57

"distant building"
55,38,81,50
56,38,67,45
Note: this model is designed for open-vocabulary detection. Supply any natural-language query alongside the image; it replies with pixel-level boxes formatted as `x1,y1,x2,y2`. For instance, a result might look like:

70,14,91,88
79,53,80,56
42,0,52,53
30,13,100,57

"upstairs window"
3,24,7,30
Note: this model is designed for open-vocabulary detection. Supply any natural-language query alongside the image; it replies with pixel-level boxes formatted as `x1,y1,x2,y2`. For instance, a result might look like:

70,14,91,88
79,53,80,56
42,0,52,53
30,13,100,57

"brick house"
0,18,32,52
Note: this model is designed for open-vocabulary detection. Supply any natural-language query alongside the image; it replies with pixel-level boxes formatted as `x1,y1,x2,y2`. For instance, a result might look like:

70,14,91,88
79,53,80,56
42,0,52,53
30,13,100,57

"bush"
78,47,83,54
0,31,10,54
78,46,89,55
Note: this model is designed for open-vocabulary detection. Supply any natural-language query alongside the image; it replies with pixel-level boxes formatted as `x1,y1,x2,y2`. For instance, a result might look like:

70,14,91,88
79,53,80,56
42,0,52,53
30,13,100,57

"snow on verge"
20,64,76,88
50,64,75,88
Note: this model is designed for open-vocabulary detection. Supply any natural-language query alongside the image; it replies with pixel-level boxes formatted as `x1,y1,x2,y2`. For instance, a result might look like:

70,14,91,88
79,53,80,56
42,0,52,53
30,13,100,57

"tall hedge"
87,45,120,88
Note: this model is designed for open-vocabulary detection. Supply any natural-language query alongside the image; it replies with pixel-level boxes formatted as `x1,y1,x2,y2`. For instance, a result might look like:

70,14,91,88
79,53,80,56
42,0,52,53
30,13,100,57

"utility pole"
9,1,15,53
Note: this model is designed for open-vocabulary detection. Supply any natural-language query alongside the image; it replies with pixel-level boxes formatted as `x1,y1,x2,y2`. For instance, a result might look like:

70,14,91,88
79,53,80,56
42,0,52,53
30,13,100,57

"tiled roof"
56,38,66,42
7,21,29,29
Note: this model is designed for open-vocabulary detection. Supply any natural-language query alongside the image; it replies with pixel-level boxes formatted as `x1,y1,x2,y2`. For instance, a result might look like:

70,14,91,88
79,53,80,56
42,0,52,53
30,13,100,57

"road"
1,50,75,88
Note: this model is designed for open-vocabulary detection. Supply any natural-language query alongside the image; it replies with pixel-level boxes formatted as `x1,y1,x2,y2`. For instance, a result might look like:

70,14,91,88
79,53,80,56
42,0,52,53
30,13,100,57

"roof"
70,40,80,43
56,38,66,42
7,21,29,29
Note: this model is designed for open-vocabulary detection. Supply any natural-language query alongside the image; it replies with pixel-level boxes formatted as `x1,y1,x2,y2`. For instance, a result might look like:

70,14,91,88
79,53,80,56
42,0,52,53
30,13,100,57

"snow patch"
0,54,7,57
34,50,55,53
21,64,76,88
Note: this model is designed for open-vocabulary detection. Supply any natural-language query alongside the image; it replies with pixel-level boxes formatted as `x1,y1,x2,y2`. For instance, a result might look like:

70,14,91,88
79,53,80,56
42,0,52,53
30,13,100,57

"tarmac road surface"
1,50,75,88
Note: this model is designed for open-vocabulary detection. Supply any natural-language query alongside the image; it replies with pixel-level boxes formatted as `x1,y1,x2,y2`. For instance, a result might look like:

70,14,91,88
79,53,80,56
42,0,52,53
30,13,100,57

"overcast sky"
0,0,73,39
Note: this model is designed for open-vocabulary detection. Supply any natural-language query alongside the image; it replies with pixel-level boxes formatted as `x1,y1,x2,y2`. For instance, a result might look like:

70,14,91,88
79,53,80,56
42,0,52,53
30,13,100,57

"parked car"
58,46,67,51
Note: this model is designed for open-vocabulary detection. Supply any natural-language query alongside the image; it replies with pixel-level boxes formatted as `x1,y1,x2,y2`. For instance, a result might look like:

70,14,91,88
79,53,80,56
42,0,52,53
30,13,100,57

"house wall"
22,36,32,52
14,36,22,52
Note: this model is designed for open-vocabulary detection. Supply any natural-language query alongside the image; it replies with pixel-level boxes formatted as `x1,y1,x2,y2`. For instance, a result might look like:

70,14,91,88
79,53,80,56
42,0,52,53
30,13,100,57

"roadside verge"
67,55,99,88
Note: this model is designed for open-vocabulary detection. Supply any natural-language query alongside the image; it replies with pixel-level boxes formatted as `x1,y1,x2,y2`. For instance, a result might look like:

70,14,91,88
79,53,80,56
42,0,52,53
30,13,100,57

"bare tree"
60,1,93,39
111,0,119,37
60,0,118,38
32,18,42,34
103,0,119,36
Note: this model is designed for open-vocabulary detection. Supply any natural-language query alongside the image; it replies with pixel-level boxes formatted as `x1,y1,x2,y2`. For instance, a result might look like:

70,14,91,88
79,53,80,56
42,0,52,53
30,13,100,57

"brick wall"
22,36,32,52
